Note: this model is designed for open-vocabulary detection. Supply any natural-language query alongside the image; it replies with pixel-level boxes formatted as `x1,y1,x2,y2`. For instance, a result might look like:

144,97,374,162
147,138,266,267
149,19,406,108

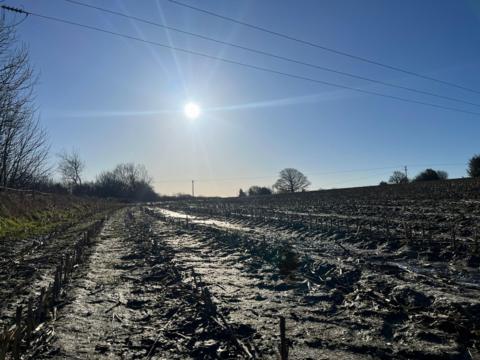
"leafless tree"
273,168,310,193
58,149,84,186
388,171,409,184
96,163,156,200
112,163,152,189
0,20,49,188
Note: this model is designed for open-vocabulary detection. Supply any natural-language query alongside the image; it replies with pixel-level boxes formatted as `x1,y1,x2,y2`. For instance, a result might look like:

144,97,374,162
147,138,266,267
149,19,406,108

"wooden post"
13,306,22,360
452,225,456,250
15,306,22,330
66,254,71,281
37,287,45,322
0,325,8,360
474,227,479,254
55,269,59,300
279,316,288,360
26,299,33,343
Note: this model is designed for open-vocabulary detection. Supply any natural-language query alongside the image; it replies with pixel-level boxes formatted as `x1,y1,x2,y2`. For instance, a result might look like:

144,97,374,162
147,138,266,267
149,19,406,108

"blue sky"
6,0,480,196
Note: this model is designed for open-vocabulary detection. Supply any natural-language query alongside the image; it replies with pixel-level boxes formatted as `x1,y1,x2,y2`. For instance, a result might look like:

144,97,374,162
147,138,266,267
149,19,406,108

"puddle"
153,208,249,231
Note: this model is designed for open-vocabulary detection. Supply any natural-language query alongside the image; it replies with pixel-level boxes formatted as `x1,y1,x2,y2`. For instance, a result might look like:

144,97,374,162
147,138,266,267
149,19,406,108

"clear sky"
5,0,480,196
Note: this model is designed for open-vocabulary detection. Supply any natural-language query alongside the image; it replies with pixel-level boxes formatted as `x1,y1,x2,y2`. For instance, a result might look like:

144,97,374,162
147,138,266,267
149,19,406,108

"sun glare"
184,102,201,120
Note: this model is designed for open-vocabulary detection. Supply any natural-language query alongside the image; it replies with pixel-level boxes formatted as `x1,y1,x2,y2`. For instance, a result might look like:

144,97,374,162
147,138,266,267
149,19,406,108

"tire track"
37,208,262,359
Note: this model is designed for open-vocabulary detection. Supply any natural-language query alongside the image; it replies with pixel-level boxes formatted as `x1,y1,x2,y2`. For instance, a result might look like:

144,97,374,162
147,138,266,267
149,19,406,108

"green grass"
1,208,81,239
0,217,51,238
0,192,119,240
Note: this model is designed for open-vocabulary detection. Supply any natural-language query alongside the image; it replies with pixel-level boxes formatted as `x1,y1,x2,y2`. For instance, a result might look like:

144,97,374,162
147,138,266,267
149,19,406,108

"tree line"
239,168,310,197
0,22,158,201
240,157,480,197
54,150,158,201
383,156,480,186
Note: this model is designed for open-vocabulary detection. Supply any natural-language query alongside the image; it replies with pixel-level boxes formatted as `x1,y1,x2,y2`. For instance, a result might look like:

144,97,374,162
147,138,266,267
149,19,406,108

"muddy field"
1,179,480,359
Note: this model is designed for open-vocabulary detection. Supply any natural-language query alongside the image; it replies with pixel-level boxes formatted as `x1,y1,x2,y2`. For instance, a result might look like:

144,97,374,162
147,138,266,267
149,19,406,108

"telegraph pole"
192,180,195,197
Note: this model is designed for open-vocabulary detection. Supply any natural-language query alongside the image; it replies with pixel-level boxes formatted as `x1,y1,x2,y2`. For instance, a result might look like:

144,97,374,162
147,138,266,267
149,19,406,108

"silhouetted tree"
388,171,408,184
0,21,49,188
58,149,84,186
273,168,310,193
238,188,247,197
467,154,480,178
173,193,193,199
96,163,158,201
379,181,388,186
414,169,447,182
437,170,448,180
247,186,272,196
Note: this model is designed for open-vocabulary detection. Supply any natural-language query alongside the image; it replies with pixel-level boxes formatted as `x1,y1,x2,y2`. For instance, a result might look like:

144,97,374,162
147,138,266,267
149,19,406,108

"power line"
167,0,480,96
0,4,28,27
3,5,480,117
63,0,480,109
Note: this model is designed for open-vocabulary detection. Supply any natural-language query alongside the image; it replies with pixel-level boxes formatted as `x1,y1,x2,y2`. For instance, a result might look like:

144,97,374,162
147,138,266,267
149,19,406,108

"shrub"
468,154,480,178
414,169,448,182
247,186,272,196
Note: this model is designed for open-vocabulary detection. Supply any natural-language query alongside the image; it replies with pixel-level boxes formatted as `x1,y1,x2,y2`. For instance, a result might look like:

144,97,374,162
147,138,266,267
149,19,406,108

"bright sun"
184,102,201,120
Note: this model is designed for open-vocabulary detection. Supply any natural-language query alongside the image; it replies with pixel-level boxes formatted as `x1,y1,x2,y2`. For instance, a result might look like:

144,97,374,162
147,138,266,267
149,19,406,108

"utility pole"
192,180,195,197
404,165,408,179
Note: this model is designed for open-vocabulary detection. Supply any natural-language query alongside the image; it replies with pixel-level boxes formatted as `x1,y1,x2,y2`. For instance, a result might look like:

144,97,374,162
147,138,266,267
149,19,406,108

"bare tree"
273,168,310,193
388,171,409,184
0,20,49,188
58,149,84,186
112,163,152,190
96,163,156,200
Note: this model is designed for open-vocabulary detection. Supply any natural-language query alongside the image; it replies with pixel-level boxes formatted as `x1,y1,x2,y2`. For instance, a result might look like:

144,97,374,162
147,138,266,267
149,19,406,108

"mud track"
18,204,479,359
0,211,111,329
35,208,262,359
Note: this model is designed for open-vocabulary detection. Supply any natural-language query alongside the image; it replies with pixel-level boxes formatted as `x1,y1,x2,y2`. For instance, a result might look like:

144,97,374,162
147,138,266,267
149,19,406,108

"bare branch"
273,168,310,193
